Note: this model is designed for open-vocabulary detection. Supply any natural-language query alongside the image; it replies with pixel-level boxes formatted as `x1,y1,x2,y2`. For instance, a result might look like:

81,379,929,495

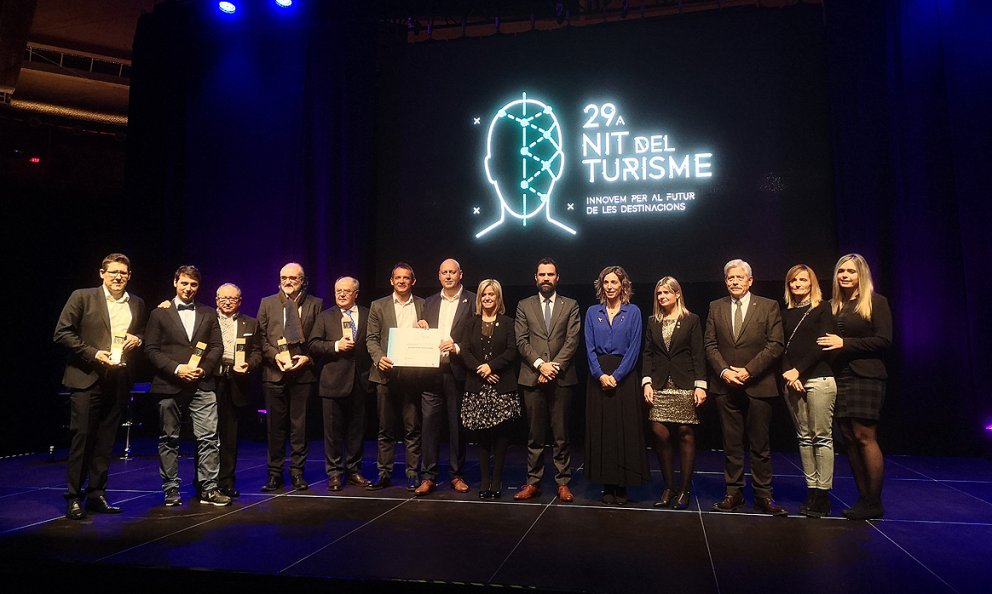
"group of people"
53,252,891,522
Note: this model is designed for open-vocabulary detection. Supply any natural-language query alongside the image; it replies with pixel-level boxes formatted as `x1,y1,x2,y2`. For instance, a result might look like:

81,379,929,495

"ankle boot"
799,487,816,516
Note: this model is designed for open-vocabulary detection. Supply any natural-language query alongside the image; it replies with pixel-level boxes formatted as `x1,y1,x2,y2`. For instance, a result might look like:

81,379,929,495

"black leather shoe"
653,488,675,508
754,496,788,516
327,476,343,492
85,495,122,514
367,475,390,491
671,491,692,510
219,487,240,499
407,476,419,491
290,473,309,491
712,491,745,512
261,475,282,492
346,473,371,488
66,498,86,520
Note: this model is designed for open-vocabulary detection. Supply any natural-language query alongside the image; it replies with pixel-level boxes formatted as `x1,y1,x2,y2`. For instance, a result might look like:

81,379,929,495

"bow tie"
177,303,195,311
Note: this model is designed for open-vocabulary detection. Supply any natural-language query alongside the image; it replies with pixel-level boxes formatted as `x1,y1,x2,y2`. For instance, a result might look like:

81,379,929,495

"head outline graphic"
477,92,576,238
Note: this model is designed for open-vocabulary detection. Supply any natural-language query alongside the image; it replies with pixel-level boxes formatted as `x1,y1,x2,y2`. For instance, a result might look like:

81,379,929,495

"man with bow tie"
144,265,229,507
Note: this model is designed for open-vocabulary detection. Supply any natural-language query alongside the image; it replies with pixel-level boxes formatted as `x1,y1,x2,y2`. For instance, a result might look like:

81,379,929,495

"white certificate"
387,328,440,368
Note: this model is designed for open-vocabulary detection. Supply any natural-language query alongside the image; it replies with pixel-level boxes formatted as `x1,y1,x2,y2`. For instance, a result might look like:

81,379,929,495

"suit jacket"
144,302,223,395
455,314,519,394
832,293,892,380
514,293,582,387
704,294,784,398
53,287,147,389
642,312,707,391
256,292,323,383
421,289,476,381
308,305,372,398
366,293,425,385
220,313,263,407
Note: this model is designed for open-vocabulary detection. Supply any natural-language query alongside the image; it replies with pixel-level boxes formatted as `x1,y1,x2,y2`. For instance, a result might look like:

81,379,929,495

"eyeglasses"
335,289,355,295
280,276,303,282
216,296,241,302
102,270,130,278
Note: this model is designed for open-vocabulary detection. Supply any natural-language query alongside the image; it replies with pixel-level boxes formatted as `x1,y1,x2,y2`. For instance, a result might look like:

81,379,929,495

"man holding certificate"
366,263,427,491
144,265,228,507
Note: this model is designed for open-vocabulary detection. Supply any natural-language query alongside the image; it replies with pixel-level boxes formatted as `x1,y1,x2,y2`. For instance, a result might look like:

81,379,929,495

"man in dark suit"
256,262,323,492
144,265,229,507
704,258,786,515
54,253,146,519
213,282,262,498
414,258,476,496
513,258,581,503
308,276,373,492
365,263,426,491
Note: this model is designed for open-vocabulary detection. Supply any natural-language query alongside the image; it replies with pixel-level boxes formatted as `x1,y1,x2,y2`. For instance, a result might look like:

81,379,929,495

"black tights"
477,425,510,491
838,417,884,503
649,421,696,492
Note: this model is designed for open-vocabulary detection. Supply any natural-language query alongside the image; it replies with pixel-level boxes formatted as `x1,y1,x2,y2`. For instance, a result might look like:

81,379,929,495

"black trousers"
215,377,243,490
263,379,313,476
420,367,466,481
321,386,368,478
65,372,128,499
375,374,423,480
716,389,774,498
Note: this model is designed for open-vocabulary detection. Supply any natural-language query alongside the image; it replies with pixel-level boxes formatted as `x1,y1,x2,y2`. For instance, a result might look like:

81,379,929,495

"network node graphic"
477,92,576,238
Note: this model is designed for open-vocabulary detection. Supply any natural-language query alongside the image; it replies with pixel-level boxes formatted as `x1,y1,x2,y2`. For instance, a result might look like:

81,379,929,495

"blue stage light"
275,0,293,7
218,2,237,14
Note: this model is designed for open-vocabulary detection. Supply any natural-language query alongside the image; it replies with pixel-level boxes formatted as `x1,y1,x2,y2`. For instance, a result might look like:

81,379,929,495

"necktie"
544,298,552,333
343,309,355,340
733,300,743,340
177,303,195,311
284,299,304,344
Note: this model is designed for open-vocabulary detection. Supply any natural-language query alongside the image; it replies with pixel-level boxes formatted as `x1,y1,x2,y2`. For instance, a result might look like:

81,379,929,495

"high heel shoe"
671,491,691,510
653,488,675,508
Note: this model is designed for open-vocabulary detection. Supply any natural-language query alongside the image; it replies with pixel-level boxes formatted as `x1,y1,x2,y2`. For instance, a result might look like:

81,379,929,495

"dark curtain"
825,0,991,453
126,2,380,308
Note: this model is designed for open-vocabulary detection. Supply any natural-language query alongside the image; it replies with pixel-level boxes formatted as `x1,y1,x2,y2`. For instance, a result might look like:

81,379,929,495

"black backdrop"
6,1,989,457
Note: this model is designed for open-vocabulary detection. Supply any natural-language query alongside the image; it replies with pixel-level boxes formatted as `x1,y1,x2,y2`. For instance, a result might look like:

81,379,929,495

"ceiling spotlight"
275,0,293,7
218,2,237,14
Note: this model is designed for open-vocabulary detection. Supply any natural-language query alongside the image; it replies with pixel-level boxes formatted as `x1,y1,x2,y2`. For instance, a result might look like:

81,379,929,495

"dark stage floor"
1,438,989,593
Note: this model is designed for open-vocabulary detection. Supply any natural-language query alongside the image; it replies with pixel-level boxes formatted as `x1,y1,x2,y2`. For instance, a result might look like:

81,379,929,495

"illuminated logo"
477,92,575,238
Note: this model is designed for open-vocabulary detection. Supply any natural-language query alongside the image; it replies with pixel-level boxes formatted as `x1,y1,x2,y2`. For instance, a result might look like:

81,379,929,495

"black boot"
799,488,816,516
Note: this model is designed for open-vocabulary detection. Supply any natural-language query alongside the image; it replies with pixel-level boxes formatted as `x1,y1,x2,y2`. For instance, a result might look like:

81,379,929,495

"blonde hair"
652,276,690,320
475,279,505,315
594,265,633,305
830,253,874,320
783,264,823,308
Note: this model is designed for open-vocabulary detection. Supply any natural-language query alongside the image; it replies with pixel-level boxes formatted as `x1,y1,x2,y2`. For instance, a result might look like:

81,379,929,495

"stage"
1,438,989,593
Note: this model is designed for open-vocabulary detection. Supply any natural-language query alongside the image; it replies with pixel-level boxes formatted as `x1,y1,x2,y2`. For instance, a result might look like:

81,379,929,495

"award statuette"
110,334,126,365
188,341,208,368
276,337,292,367
235,337,246,368
341,317,353,340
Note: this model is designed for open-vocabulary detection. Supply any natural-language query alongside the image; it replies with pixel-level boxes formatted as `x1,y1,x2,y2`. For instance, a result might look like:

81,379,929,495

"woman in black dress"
781,264,836,517
817,254,892,520
455,279,519,499
641,276,707,510
584,265,648,505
